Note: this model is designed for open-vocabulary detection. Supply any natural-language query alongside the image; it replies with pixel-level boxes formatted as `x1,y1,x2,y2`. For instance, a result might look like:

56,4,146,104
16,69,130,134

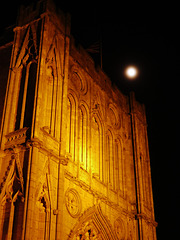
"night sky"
1,1,179,239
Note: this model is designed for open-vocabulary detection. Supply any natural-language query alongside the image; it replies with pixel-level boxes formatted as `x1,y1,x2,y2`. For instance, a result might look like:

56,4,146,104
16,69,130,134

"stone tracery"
65,188,81,218
73,221,101,240
68,205,117,240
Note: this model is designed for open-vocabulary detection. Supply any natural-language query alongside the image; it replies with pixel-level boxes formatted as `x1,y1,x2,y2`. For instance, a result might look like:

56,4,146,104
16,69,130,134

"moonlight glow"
125,66,138,79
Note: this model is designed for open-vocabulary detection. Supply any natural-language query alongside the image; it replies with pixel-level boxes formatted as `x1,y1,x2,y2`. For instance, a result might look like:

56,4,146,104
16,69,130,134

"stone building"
0,0,157,239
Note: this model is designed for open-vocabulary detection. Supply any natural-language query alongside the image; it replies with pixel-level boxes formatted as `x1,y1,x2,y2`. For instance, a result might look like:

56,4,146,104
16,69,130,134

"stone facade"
0,0,157,239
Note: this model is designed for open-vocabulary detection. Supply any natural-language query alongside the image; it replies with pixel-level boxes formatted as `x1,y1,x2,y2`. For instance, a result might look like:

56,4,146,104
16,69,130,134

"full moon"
125,66,138,79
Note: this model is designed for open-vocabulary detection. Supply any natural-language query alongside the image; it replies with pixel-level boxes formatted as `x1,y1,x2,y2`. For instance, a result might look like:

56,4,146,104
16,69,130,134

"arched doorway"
68,205,117,240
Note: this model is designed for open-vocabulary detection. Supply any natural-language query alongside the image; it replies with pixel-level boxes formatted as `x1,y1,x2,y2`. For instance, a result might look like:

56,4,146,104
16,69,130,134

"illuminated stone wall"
0,0,157,239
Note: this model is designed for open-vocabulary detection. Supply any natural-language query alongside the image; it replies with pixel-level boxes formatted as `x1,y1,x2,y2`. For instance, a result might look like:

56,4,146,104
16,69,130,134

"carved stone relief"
15,24,39,69
65,188,82,218
69,64,88,96
114,217,125,240
0,151,24,204
73,221,102,240
71,71,88,96
68,205,117,240
108,103,121,130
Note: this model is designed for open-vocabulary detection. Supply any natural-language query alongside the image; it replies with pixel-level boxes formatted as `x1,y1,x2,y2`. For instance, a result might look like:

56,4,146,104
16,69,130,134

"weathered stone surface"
0,0,157,239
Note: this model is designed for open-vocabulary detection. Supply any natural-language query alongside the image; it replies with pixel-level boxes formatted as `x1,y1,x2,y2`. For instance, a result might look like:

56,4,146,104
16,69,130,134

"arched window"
91,116,101,178
15,66,26,130
106,130,115,189
15,61,37,135
67,93,77,161
45,56,59,137
23,62,37,129
78,105,88,170
115,138,124,194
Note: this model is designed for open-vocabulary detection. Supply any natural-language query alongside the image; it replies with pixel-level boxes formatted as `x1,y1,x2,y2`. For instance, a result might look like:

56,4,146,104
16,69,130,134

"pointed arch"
106,128,115,189
15,27,30,68
15,24,38,69
68,205,117,240
15,59,38,131
12,24,38,132
34,160,52,240
35,182,50,240
23,61,37,129
46,34,63,77
69,65,88,95
44,45,59,137
67,90,78,161
108,103,121,130
78,102,89,170
115,136,125,196
42,32,65,139
53,34,64,77
0,152,24,240
91,112,104,180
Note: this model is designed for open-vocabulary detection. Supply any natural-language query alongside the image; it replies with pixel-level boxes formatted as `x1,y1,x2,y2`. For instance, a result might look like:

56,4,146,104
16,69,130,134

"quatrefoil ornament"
65,188,81,218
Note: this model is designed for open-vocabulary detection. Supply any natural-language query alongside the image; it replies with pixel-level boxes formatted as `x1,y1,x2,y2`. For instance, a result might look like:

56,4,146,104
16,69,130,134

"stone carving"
0,151,24,204
5,127,29,149
68,205,117,240
114,218,125,240
108,103,121,130
65,188,82,218
73,221,101,240
69,65,88,96
0,151,24,239
14,25,38,69
36,183,50,212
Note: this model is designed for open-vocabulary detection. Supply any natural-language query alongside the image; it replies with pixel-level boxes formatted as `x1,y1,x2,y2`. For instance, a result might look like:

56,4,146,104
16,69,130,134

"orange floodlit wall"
0,0,157,239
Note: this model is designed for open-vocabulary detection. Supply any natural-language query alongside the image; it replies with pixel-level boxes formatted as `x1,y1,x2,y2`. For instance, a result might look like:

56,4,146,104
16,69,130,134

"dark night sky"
1,1,179,239
62,4,180,239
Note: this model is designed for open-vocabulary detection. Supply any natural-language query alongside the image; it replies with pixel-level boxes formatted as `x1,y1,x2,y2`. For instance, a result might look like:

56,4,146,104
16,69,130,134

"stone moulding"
5,127,29,149
65,188,82,218
0,150,24,204
68,204,118,240
64,170,135,220
26,138,69,165
135,213,158,227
